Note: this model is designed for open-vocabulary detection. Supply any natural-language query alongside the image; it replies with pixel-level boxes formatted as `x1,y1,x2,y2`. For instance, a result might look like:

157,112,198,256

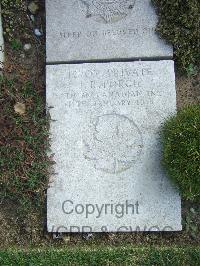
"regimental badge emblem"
78,0,136,23
83,114,143,174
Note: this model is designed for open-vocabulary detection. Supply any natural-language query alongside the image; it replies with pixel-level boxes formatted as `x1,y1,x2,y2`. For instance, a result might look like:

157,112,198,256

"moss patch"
161,105,200,201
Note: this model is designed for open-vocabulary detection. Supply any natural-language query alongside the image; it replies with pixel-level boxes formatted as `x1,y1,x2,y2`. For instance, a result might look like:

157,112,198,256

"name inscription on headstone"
58,66,162,109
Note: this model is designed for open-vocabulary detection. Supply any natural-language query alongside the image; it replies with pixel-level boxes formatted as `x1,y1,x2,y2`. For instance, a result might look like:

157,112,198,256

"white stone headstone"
46,0,172,63
0,5,4,67
47,60,182,233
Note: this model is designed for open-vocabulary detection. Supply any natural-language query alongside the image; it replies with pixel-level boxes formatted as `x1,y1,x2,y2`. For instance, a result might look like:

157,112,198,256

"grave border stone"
0,5,4,68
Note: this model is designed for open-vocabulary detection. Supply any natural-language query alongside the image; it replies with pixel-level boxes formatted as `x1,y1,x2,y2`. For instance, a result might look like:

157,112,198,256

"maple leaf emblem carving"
83,114,143,174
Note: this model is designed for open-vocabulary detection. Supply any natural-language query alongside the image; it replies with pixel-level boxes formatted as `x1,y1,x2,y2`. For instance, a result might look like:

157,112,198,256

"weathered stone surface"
46,0,173,63
0,5,4,67
47,60,181,233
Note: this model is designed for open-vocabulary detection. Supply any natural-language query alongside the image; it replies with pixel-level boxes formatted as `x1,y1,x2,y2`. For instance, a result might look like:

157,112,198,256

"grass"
0,75,50,216
0,246,200,265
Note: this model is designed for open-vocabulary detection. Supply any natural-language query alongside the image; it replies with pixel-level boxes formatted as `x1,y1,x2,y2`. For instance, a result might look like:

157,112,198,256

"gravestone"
47,60,182,233
46,0,172,63
0,5,4,67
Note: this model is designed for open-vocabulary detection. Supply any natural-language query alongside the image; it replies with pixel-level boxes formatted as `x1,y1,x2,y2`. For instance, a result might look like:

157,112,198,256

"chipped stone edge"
0,4,4,70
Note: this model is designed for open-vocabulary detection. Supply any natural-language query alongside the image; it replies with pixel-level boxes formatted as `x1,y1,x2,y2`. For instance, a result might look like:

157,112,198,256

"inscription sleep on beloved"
60,27,155,39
